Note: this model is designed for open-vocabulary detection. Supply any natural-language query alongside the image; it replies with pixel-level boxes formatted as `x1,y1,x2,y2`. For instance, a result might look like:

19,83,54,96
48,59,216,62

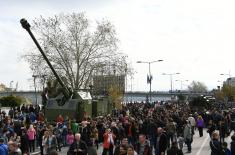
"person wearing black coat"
111,123,119,145
20,130,29,154
207,121,216,138
38,124,46,155
21,104,26,113
80,122,91,145
156,128,168,155
167,142,183,155
210,132,222,155
53,126,62,152
127,122,137,146
68,133,88,155
117,123,126,142
13,121,23,137
231,134,235,155
219,120,226,143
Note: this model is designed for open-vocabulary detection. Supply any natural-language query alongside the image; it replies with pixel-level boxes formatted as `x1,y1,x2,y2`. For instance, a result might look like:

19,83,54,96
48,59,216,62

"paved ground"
31,129,234,155
187,129,232,155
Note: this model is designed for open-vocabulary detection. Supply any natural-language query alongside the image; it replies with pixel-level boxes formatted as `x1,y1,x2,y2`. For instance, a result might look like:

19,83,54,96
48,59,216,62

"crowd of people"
0,101,235,155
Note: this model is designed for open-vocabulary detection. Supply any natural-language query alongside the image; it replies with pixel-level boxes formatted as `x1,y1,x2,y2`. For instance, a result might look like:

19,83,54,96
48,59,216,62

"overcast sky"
0,0,235,92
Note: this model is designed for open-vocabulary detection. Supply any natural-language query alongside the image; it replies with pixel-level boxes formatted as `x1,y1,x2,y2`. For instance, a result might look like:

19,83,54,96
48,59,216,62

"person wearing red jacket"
102,128,116,155
56,114,64,124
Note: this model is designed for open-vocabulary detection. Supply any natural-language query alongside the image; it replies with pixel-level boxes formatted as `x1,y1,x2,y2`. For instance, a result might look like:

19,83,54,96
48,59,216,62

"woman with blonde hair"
196,115,205,137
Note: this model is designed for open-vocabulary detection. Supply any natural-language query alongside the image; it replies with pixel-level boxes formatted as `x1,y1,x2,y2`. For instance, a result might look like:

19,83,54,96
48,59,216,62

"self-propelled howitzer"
20,18,94,121
20,18,72,104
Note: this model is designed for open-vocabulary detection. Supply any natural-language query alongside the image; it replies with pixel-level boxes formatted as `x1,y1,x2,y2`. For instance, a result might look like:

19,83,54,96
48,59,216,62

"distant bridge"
0,91,213,104
125,91,213,96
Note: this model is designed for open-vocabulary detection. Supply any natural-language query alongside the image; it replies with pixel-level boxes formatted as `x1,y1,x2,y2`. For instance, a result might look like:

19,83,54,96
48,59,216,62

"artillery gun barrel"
20,18,72,99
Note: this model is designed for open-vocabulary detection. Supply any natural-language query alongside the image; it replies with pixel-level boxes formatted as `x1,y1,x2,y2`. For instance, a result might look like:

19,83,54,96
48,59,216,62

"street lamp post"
131,75,133,102
32,75,38,105
41,74,47,90
162,73,180,98
137,60,163,103
175,80,189,90
9,81,14,89
130,71,137,103
124,63,128,94
220,73,232,86
9,81,14,95
220,73,232,87
220,73,231,78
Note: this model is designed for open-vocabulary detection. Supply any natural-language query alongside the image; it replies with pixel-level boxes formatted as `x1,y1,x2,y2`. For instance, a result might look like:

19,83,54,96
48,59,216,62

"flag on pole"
147,75,153,84
15,82,18,91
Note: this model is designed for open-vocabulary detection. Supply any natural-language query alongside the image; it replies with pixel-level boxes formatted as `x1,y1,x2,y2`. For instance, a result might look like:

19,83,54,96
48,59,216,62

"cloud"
0,0,235,91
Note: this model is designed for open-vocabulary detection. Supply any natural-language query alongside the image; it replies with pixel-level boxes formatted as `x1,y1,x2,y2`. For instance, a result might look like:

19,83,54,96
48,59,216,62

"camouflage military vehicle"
20,19,94,121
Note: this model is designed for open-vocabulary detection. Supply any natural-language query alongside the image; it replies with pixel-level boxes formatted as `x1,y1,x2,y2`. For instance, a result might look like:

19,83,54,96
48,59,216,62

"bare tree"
23,13,128,92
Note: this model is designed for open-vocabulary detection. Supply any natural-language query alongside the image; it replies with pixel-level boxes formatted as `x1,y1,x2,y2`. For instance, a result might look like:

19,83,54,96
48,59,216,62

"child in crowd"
66,130,74,146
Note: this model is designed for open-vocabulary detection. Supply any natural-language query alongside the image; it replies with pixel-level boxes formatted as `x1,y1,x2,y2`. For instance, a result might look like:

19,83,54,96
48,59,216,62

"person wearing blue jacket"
0,138,8,155
222,142,231,155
